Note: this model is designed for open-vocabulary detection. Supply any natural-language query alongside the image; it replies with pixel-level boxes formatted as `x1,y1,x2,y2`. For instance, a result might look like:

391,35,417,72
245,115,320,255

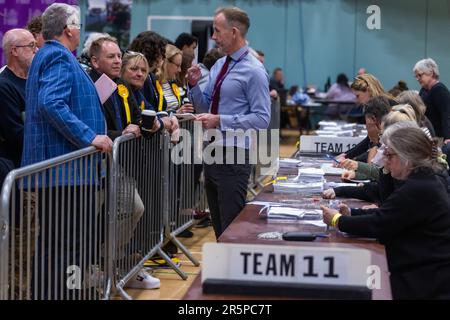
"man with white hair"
0,28,37,184
22,3,111,299
23,3,112,167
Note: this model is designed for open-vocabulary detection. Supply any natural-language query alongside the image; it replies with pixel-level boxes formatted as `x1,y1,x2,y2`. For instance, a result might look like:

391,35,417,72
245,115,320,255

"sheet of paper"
94,73,117,104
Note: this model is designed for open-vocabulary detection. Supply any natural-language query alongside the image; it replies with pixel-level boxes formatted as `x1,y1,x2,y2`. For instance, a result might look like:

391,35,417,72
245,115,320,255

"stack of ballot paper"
316,121,367,137
297,168,325,182
273,181,324,194
279,158,301,168
321,163,345,176
260,206,322,220
258,206,327,228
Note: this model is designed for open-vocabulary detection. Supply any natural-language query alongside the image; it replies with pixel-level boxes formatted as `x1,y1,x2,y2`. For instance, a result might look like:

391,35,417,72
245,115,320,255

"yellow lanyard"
171,82,181,106
140,100,145,112
117,84,131,124
156,80,164,112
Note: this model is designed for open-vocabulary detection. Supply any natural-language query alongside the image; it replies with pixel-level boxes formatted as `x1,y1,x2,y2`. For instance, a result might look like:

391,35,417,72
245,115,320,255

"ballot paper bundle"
259,206,322,220
316,121,367,137
273,168,324,194
273,181,324,194
297,168,325,182
258,206,327,229
279,158,301,168
320,163,345,176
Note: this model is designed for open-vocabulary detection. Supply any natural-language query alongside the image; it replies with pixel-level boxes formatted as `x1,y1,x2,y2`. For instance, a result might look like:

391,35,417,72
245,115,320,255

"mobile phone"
282,232,317,241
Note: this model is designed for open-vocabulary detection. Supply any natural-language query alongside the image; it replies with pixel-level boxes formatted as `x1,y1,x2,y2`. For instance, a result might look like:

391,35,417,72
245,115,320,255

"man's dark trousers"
203,147,251,239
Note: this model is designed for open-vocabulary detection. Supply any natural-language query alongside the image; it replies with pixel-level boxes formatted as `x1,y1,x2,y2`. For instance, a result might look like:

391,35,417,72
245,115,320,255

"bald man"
0,28,37,174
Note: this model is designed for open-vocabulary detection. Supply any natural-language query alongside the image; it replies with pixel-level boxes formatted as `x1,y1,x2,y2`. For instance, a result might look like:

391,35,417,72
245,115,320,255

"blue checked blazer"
22,41,106,186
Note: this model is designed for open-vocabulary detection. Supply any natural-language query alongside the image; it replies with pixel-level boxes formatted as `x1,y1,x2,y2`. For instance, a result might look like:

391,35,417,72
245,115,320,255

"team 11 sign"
201,243,375,299
300,136,365,153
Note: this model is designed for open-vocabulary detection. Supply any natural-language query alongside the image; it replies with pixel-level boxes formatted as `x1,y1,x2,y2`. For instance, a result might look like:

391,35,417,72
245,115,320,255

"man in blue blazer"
21,3,112,300
22,4,112,180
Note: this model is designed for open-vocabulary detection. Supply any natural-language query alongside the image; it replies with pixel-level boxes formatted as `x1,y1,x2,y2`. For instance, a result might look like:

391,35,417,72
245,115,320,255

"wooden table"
183,176,392,300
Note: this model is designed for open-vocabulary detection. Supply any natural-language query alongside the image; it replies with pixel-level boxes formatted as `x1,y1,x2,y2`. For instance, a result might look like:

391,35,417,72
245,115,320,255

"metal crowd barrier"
0,119,207,300
109,119,202,297
162,119,200,280
108,132,168,300
0,147,109,300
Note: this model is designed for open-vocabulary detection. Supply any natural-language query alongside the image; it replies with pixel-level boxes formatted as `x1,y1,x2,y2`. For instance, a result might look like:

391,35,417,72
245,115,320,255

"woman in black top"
414,58,450,140
322,126,450,299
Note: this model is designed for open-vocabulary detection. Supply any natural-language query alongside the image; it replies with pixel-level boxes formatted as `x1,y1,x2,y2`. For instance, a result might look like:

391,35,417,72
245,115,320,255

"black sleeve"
125,82,141,125
377,170,396,204
345,136,370,159
338,183,424,239
0,83,24,166
354,151,368,163
431,86,450,139
350,207,378,216
107,129,122,141
334,183,378,203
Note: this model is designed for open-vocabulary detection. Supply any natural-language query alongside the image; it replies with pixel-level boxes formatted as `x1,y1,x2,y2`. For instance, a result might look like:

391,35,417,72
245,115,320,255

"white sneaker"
126,269,160,289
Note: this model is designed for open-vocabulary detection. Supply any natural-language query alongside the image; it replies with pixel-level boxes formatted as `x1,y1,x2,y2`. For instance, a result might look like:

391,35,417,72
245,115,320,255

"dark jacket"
0,67,26,167
420,82,450,139
89,70,141,141
339,168,450,299
345,98,398,161
142,73,166,112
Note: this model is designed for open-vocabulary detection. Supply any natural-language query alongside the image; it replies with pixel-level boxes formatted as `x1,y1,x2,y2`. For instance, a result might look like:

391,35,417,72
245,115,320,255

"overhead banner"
0,0,78,66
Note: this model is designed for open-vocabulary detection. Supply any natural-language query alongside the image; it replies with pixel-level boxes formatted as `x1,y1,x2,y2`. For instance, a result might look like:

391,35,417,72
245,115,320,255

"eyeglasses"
415,72,425,79
169,60,182,69
383,149,397,160
65,23,83,30
14,42,38,50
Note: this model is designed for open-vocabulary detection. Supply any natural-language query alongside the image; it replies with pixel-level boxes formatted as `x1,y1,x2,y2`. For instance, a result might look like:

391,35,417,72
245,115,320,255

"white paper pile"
321,163,345,176
273,181,324,194
263,207,323,220
298,168,325,182
279,158,301,168
316,121,367,137
258,206,327,229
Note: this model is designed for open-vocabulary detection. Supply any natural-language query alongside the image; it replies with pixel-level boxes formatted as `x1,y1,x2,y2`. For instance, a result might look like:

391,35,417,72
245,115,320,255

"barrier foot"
157,247,188,280
116,285,133,300
170,235,200,267
102,278,113,300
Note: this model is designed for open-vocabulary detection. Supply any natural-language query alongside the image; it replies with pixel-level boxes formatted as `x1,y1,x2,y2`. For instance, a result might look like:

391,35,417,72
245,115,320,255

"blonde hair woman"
156,44,194,113
351,73,393,105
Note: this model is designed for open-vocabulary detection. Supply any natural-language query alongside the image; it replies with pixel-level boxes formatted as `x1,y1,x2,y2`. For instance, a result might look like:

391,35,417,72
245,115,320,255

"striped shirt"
162,82,179,112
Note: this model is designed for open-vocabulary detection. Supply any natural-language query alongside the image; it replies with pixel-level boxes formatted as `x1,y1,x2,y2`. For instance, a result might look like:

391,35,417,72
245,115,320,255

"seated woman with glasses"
337,96,392,181
323,106,419,203
321,126,450,299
